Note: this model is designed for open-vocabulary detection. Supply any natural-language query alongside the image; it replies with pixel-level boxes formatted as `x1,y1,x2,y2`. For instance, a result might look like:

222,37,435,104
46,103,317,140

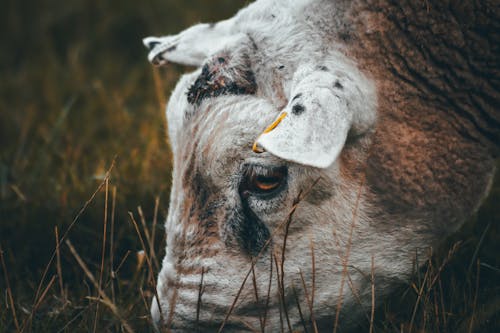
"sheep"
143,0,499,331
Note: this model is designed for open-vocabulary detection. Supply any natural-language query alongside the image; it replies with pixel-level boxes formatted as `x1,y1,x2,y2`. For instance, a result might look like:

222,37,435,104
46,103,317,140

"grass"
0,0,499,332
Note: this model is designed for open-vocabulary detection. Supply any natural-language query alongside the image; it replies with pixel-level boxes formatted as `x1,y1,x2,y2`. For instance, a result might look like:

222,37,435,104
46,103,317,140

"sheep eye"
242,165,287,196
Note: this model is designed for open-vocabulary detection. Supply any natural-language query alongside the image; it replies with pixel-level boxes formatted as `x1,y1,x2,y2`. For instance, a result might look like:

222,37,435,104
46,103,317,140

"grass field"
0,0,499,332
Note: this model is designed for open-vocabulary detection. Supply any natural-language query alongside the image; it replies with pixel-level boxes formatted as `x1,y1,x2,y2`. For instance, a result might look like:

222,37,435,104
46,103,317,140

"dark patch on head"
292,93,302,102
271,14,276,18
181,135,212,221
181,152,222,246
220,178,273,257
334,80,344,89
318,65,329,71
239,200,271,257
190,172,211,217
187,55,257,106
278,65,285,70
292,103,305,115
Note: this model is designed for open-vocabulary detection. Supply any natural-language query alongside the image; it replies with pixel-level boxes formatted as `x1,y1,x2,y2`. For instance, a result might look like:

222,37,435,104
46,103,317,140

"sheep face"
151,70,411,332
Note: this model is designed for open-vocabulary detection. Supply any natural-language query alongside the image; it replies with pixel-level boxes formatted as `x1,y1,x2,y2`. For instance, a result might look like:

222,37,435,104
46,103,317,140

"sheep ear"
255,98,352,169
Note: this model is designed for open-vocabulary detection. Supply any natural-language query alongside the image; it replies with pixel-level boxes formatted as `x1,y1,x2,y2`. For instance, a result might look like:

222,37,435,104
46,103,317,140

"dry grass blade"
128,212,165,326
437,277,447,332
309,237,316,315
345,267,373,325
262,250,274,330
250,259,264,333
139,287,151,315
151,196,160,269
56,308,87,333
299,270,318,333
333,176,365,333
480,262,500,273
65,239,135,333
109,185,117,304
278,194,300,333
33,276,57,312
273,253,285,333
428,242,462,291
309,237,319,333
20,275,57,333
137,206,157,270
217,263,254,333
291,283,308,333
468,223,490,275
31,157,116,322
0,245,20,332
369,255,375,333
10,184,26,202
468,260,481,333
408,260,432,333
94,177,109,333
196,267,205,331
137,206,151,244
105,250,132,291
54,227,65,301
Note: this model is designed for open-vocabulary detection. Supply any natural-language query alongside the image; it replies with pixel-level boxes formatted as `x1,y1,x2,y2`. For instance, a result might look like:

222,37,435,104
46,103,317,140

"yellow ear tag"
252,112,288,153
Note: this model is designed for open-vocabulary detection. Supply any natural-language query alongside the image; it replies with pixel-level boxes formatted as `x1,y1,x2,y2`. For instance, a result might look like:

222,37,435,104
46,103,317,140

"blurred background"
0,0,245,331
0,0,498,332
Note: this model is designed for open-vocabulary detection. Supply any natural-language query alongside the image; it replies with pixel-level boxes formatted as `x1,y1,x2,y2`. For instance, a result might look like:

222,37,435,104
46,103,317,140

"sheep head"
145,0,498,331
